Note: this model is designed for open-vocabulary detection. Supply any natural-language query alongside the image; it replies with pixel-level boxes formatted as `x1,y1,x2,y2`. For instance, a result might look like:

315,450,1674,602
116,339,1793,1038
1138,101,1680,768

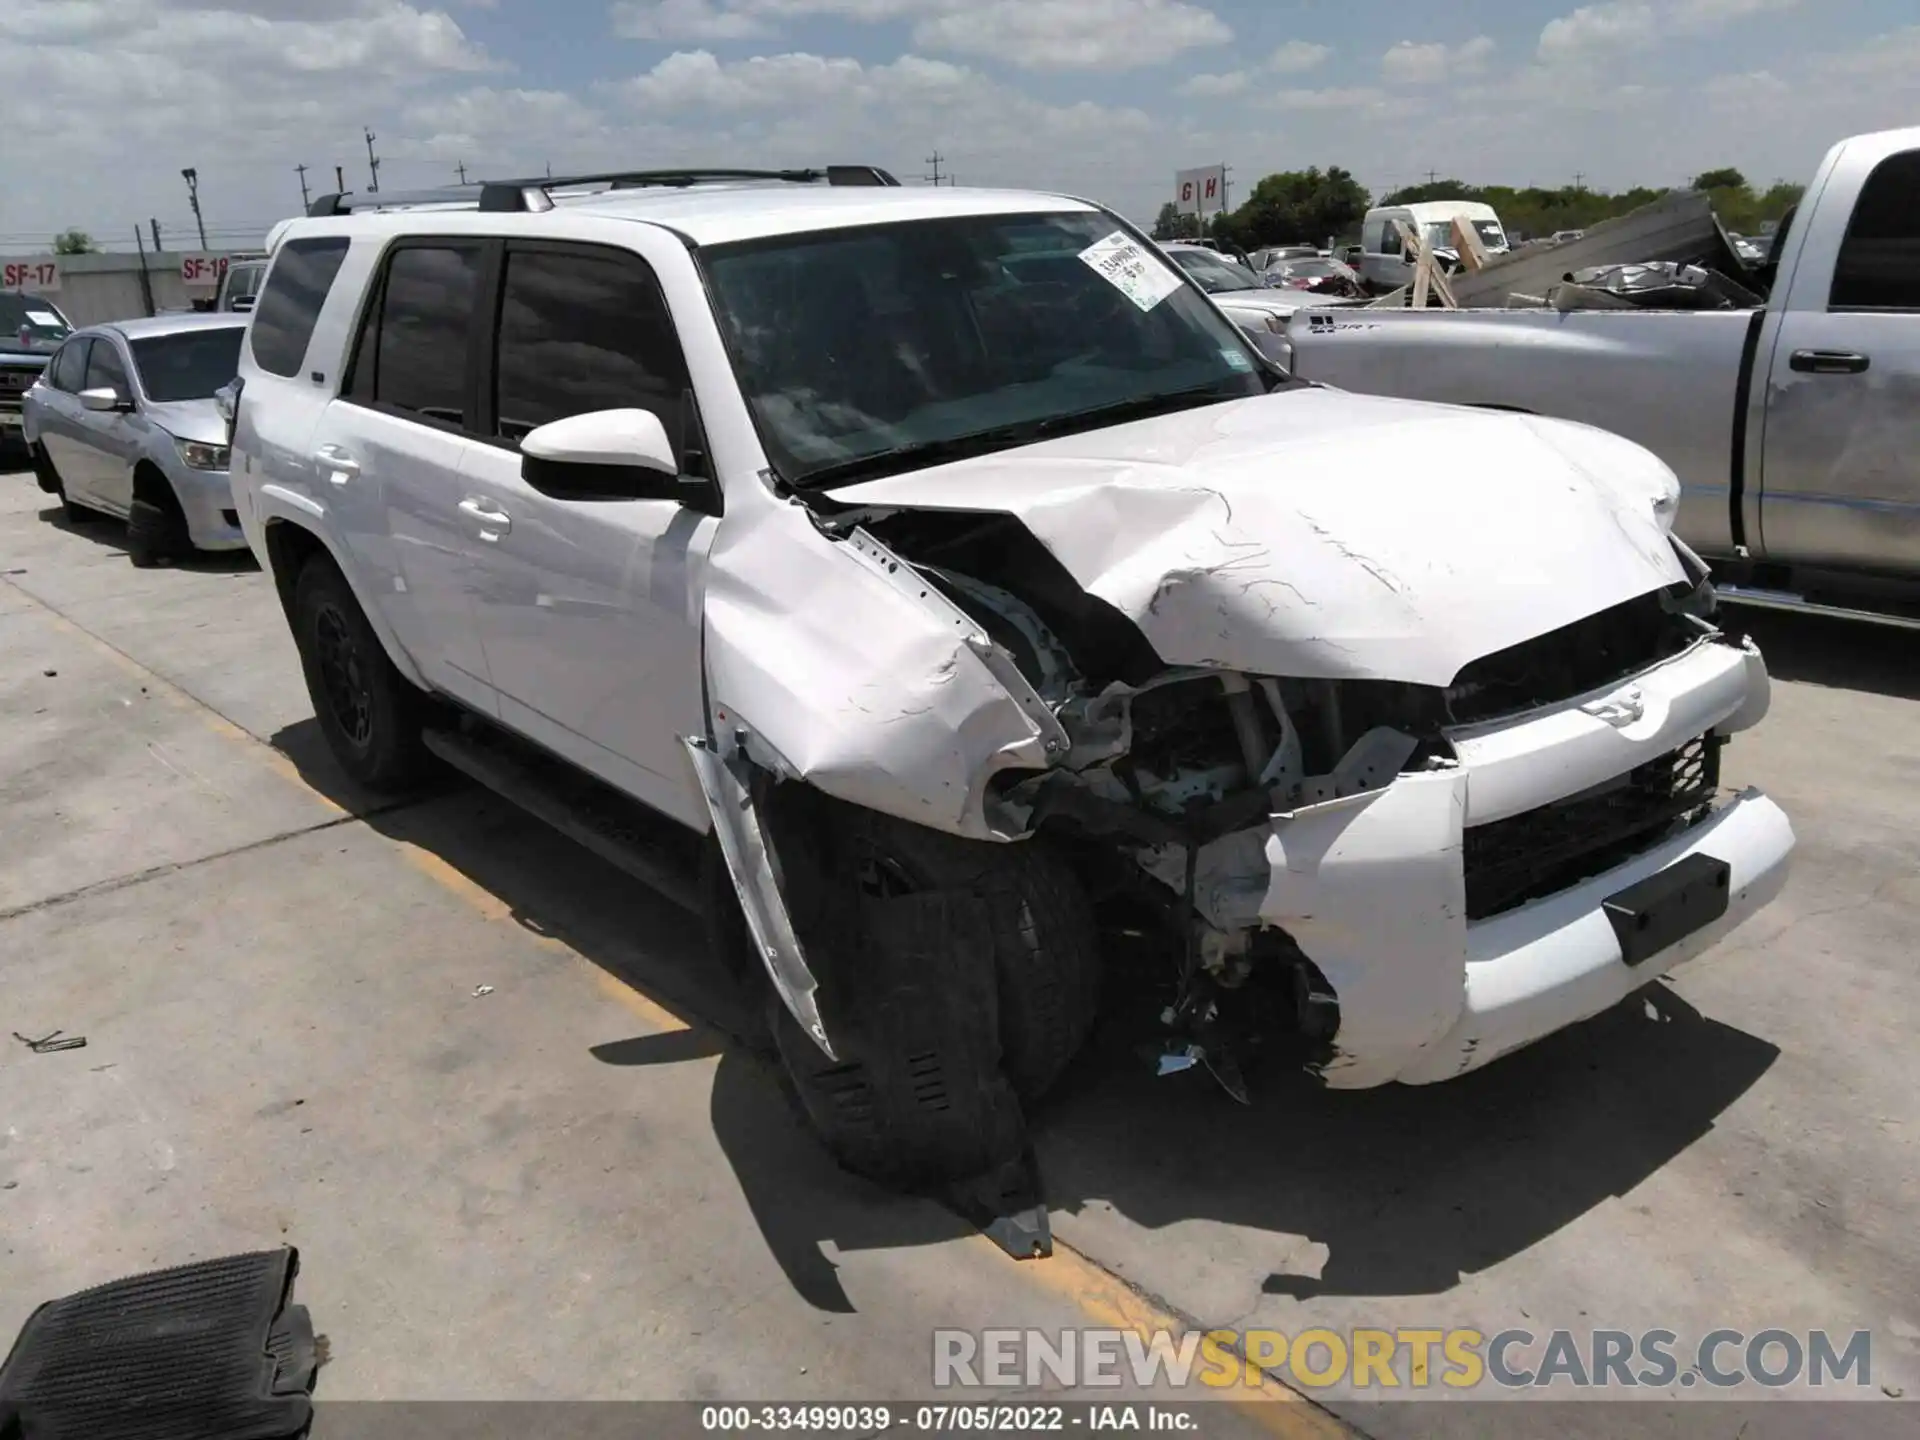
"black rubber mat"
0,1247,316,1440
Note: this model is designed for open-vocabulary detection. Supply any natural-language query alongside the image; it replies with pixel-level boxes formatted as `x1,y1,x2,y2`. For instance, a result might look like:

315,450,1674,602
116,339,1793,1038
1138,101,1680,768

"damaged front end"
692,423,1788,1101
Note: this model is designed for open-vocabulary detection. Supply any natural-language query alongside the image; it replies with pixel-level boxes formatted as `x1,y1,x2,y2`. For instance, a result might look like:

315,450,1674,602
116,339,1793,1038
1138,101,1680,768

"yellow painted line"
1002,1236,1354,1438
389,842,691,1035
115,616,1344,1433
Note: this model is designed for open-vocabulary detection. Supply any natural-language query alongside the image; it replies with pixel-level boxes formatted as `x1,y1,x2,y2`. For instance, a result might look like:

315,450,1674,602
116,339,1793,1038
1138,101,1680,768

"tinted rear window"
250,237,351,377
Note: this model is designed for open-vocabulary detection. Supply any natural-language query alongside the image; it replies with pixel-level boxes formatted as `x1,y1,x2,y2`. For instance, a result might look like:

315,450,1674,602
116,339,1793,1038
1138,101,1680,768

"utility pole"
456,161,469,184
923,151,947,186
181,167,209,251
1425,168,1439,185
364,127,381,193
335,164,346,192
149,218,163,253
545,160,553,180
1574,171,1586,192
295,163,312,211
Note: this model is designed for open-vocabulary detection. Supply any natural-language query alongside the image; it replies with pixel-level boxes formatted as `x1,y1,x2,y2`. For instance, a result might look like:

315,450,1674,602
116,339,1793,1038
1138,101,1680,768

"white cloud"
1176,70,1247,98
1539,0,1801,64
1381,35,1494,84
912,0,1230,72
610,0,773,41
1267,86,1388,111
1267,40,1331,74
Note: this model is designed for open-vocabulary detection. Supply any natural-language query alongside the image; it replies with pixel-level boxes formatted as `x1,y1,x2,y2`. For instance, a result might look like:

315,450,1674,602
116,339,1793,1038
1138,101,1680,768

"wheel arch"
260,513,430,692
131,459,180,512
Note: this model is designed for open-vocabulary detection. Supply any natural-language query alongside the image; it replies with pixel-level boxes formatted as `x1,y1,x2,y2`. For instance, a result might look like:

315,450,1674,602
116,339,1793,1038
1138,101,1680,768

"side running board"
1714,585,1920,633
421,725,704,909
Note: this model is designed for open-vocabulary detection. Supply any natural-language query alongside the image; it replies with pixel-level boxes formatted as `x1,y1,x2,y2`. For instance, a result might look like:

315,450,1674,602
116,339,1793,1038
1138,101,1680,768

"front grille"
1447,590,1696,725
1463,733,1722,921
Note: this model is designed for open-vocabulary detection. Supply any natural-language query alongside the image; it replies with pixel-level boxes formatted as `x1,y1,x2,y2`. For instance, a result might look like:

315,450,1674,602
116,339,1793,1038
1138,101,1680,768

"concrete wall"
2,251,241,328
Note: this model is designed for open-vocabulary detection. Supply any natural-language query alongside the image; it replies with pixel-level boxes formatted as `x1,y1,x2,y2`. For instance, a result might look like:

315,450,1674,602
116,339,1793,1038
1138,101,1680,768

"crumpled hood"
827,388,1686,687
144,398,227,448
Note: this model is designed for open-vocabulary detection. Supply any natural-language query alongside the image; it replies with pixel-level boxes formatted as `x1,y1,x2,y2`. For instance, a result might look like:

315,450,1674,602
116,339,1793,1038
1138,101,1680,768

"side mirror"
520,407,709,507
80,387,130,414
229,295,255,313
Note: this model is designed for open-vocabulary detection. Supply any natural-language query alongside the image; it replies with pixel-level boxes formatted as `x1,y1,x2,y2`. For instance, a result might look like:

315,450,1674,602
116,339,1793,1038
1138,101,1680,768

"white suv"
226,167,1793,1198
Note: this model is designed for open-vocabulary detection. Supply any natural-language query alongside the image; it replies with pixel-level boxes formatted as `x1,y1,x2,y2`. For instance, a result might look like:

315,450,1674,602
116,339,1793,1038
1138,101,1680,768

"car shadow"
34,500,260,572
270,716,1781,1320
1729,605,1920,701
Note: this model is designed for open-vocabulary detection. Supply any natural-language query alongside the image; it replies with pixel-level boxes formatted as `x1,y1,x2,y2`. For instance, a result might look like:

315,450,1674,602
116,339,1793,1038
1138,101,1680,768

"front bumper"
1184,636,1792,1088
166,461,249,551
1394,787,1791,1084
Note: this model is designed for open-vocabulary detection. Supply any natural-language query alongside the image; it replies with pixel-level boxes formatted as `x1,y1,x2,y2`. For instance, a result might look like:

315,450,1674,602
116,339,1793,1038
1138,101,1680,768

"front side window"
131,327,246,403
361,244,480,425
1831,149,1920,311
250,237,351,377
493,248,689,448
49,338,90,392
84,339,130,397
704,210,1274,486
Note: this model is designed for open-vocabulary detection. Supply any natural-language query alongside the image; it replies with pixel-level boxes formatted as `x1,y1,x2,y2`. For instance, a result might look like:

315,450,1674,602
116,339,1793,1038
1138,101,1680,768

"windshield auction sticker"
1079,231,1184,312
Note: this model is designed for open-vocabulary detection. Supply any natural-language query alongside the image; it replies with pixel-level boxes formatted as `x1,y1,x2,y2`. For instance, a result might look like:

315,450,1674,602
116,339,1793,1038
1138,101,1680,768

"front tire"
291,554,431,792
766,795,1102,1188
127,494,190,568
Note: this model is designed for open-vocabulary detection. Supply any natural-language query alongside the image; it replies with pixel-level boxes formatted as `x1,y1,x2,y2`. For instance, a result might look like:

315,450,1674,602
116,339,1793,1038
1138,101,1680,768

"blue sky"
0,0,1915,248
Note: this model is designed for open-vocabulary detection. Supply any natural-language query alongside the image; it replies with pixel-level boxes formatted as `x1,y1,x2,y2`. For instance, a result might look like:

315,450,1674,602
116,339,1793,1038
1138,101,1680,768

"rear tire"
30,443,99,524
127,493,190,568
290,553,431,792
767,794,1101,1188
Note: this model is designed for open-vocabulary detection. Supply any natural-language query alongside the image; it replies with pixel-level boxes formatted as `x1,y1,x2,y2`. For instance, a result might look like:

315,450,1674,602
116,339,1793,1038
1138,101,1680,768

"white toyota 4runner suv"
225,167,1793,1203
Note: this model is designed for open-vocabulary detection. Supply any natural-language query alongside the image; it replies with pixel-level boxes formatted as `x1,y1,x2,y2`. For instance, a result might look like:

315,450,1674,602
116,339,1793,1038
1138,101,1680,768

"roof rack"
305,165,901,218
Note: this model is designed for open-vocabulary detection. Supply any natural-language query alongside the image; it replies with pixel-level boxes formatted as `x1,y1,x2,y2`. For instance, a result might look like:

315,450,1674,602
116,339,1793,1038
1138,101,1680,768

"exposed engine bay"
814,503,1730,1095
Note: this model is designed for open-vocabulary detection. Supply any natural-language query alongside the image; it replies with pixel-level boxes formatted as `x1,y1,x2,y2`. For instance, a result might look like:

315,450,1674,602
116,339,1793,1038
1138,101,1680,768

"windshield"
1421,218,1507,251
129,327,245,402
1,293,70,347
703,211,1272,486
1168,248,1262,292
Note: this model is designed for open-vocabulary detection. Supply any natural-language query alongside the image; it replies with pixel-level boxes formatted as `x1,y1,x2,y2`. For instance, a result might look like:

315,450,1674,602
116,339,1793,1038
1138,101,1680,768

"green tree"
1151,202,1199,241
52,229,96,255
1691,167,1748,192
1219,166,1370,249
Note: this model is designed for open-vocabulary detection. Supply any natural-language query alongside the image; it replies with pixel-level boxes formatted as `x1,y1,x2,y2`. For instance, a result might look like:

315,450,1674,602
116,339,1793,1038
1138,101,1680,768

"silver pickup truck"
1288,127,1920,625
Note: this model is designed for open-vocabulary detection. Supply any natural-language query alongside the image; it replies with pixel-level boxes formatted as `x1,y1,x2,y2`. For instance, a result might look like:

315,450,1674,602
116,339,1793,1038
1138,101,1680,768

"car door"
309,238,495,715
34,337,92,479
1758,144,1920,568
455,239,716,827
72,337,141,514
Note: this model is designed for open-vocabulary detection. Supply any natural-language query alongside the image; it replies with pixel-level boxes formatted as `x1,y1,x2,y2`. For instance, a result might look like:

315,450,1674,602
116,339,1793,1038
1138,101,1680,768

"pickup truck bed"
1289,125,1920,621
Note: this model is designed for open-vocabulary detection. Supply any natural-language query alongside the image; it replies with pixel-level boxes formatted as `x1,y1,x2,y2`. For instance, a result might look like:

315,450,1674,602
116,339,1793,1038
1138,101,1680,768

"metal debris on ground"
471,985,494,997
13,1030,87,1053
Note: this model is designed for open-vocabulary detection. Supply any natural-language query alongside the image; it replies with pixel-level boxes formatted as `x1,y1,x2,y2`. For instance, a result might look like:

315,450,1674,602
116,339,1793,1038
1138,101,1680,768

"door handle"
312,444,358,483
1789,349,1870,375
457,496,512,539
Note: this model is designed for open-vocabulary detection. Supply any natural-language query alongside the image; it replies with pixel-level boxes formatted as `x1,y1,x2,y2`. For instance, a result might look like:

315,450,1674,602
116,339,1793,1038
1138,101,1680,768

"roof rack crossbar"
307,164,900,219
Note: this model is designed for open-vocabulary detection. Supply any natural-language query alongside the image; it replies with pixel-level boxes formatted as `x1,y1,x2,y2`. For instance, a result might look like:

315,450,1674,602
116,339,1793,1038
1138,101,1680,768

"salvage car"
225,168,1793,1198
1289,126,1920,627
24,313,250,566
0,293,73,465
